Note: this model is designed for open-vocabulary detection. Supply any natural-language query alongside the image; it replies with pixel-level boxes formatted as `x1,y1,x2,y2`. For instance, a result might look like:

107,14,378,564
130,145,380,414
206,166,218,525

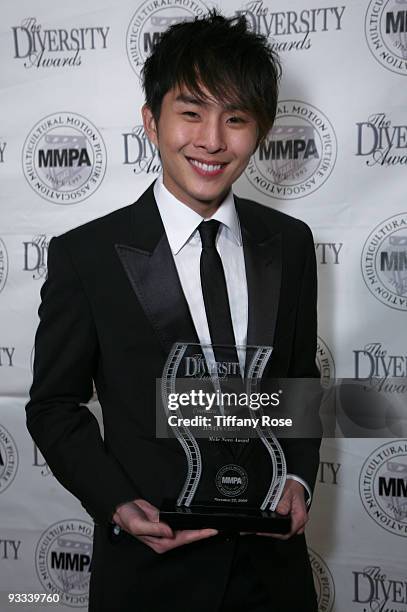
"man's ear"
142,104,159,147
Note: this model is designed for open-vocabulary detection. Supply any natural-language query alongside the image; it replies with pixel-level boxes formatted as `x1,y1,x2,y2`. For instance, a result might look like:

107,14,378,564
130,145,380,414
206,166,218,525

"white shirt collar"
154,175,242,255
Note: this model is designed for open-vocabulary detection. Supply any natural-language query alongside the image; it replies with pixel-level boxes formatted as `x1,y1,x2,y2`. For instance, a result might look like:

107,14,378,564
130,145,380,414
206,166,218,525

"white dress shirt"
153,175,311,505
154,175,248,373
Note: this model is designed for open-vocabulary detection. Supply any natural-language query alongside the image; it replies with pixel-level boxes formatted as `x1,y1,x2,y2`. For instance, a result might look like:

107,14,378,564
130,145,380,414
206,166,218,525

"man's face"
142,84,259,215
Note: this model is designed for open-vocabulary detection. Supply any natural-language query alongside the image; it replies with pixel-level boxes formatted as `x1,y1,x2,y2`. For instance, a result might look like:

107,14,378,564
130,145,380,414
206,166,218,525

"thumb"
134,498,160,523
119,500,173,538
132,506,173,538
136,518,173,538
276,494,291,516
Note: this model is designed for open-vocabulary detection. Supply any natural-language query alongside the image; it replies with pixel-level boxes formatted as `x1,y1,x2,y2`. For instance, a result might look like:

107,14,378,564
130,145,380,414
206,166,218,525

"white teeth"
190,159,223,172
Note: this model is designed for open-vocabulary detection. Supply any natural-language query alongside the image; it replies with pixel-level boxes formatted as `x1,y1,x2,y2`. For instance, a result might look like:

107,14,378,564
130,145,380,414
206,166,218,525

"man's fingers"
133,498,160,523
173,528,218,545
276,494,291,516
130,519,174,538
290,510,307,532
255,531,290,540
115,500,174,538
116,499,218,544
137,528,218,554
274,481,309,537
289,495,308,535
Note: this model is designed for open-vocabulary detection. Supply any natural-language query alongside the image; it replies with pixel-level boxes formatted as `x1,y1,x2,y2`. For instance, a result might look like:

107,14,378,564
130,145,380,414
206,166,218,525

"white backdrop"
0,0,406,610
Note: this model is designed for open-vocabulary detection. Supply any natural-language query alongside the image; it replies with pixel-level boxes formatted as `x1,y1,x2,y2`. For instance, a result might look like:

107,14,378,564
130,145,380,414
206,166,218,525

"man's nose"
194,118,226,153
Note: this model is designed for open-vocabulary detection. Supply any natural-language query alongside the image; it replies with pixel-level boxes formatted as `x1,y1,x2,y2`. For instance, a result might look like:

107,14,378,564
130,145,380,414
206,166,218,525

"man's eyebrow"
223,102,247,112
175,93,247,113
175,93,204,105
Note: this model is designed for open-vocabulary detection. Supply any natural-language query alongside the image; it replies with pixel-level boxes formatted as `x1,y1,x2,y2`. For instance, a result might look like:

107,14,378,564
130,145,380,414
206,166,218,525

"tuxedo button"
112,524,121,536
222,532,235,543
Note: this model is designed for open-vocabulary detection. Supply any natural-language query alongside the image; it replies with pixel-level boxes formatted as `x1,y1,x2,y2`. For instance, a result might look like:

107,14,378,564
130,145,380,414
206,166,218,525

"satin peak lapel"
241,228,282,351
115,189,198,353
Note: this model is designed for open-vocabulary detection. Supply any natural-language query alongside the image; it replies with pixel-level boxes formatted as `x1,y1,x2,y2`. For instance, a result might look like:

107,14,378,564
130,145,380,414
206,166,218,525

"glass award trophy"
158,343,291,534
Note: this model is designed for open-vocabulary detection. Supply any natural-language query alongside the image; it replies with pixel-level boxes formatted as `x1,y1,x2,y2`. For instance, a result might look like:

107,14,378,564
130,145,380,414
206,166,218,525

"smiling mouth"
187,157,227,177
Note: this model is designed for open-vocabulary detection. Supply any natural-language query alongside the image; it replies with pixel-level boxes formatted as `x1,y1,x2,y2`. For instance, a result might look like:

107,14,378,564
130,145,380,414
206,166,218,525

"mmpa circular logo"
365,1,407,76
22,112,106,204
35,519,93,607
0,424,18,494
308,548,335,612
0,238,9,293
126,0,207,76
246,100,337,200
215,464,248,497
361,213,407,311
359,440,407,537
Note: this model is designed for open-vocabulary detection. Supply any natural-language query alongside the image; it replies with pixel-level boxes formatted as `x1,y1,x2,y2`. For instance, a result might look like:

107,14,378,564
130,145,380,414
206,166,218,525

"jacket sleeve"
282,223,322,502
26,236,139,524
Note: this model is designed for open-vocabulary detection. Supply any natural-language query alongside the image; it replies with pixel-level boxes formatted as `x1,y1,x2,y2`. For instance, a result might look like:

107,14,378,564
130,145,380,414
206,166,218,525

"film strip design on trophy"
161,342,203,507
245,346,287,512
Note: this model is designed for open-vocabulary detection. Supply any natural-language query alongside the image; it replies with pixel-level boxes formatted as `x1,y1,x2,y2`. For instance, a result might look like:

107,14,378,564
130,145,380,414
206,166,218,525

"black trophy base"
159,500,291,534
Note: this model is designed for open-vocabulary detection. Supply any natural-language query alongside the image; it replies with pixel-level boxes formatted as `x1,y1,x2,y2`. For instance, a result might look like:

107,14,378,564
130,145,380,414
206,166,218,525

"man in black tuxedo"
26,11,320,612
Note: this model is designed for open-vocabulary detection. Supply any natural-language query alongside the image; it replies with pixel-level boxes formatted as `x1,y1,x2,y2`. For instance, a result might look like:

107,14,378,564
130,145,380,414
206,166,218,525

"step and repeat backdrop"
1,0,406,610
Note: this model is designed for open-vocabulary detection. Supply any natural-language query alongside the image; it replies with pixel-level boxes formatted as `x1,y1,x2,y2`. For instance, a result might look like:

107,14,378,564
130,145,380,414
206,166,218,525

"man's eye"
182,111,199,118
227,116,246,124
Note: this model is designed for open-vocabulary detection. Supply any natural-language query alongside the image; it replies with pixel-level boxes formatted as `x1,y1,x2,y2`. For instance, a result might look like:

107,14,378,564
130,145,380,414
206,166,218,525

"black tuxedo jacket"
26,182,320,612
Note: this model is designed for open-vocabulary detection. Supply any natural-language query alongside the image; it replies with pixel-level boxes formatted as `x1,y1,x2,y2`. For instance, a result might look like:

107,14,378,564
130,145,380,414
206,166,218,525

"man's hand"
257,479,308,539
112,498,218,554
240,480,308,540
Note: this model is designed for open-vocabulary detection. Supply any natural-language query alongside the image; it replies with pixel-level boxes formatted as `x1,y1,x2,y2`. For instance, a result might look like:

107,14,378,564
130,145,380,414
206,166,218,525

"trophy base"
160,500,291,534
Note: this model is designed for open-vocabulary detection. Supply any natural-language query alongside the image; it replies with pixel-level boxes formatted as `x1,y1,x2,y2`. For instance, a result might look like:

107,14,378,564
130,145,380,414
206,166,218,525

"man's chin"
193,196,228,211
190,186,231,205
